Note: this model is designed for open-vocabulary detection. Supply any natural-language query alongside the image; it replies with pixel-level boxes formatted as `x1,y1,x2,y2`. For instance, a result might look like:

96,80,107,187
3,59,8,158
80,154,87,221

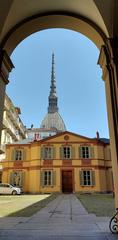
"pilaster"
98,38,118,207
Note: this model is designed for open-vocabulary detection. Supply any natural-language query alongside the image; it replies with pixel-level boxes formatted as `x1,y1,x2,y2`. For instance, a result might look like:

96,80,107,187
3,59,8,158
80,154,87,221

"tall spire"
48,53,58,113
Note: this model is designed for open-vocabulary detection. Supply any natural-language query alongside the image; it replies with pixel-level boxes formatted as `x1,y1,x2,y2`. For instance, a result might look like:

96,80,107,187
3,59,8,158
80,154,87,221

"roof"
8,138,33,145
99,138,110,144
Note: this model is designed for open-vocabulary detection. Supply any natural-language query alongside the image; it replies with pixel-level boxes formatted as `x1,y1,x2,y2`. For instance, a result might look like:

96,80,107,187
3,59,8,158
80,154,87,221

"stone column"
0,49,14,142
98,38,118,207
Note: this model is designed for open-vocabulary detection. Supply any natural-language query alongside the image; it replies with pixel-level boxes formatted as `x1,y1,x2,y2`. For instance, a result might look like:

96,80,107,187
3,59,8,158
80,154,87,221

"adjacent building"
0,94,27,182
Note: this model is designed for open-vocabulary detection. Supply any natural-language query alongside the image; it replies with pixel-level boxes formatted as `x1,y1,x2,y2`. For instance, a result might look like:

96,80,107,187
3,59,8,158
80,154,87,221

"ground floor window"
44,170,52,186
10,171,24,187
40,170,56,187
80,170,95,186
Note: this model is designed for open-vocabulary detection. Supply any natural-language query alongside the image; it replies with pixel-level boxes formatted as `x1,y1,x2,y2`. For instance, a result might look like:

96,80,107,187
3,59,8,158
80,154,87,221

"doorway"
62,170,73,193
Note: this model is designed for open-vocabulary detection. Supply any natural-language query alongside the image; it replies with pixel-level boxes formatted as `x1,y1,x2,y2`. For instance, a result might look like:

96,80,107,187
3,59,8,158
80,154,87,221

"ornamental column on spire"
48,53,58,113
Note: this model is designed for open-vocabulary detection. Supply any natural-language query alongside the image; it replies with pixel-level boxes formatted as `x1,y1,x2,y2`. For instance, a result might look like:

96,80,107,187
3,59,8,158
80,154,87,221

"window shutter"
79,171,84,186
52,171,56,186
79,147,82,158
60,147,63,159
20,171,25,188
10,172,14,185
41,147,45,159
52,147,56,159
71,146,75,159
23,149,26,161
40,171,44,187
90,147,94,159
91,171,95,186
12,149,15,161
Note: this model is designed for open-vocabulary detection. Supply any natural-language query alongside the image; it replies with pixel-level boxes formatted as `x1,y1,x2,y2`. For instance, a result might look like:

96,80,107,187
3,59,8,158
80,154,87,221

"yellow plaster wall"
1,132,112,194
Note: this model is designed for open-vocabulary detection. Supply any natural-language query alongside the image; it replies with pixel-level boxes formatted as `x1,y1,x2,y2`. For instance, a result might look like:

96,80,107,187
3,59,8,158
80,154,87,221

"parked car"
0,183,21,195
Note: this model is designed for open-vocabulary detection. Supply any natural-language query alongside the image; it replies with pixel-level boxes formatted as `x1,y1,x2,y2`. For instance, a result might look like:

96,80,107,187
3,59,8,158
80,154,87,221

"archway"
0,10,118,210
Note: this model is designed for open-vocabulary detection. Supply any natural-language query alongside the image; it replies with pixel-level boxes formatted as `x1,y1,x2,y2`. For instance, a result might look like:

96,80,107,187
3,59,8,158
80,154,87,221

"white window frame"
15,149,23,161
63,146,71,159
44,170,52,186
44,147,52,159
83,170,92,186
81,146,90,159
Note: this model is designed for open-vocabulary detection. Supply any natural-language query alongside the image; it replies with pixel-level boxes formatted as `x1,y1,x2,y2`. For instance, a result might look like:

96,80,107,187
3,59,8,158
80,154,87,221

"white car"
0,183,21,195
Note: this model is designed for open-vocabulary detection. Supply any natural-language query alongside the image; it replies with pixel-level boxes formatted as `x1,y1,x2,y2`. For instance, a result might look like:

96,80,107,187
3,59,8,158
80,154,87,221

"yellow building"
2,131,113,194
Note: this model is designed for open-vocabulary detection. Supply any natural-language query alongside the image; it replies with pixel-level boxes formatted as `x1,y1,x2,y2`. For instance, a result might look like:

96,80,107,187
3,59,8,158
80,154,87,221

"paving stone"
0,194,116,240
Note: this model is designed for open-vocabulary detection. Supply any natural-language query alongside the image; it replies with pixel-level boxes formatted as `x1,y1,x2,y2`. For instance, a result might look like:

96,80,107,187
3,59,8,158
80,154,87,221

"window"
44,171,52,186
12,149,26,161
40,170,56,187
79,146,94,159
10,171,25,187
81,147,90,158
61,146,71,159
41,146,55,159
44,147,52,159
80,170,95,186
15,150,22,160
83,170,91,185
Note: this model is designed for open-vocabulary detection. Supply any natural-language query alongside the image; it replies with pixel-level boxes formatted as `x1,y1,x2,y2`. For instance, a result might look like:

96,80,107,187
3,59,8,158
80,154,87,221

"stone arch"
1,12,106,55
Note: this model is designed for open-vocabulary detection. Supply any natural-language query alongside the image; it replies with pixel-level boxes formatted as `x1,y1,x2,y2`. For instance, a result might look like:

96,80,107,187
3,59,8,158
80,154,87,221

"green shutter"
71,146,75,159
52,147,56,159
20,171,25,188
10,172,14,185
51,147,53,159
12,149,15,161
90,147,94,159
79,147,82,158
52,171,56,186
91,171,95,186
60,147,63,159
41,147,45,159
79,171,84,186
40,171,44,187
23,149,26,161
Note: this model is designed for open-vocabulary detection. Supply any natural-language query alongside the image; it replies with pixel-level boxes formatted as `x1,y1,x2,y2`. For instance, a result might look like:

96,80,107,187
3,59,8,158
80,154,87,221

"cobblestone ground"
0,194,117,240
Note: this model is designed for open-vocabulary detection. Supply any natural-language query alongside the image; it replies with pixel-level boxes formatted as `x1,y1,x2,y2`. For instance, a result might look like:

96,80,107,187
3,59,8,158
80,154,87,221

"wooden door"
62,170,73,193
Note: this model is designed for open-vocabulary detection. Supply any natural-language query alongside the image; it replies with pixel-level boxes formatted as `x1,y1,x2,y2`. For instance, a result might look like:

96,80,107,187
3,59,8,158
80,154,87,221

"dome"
40,112,66,132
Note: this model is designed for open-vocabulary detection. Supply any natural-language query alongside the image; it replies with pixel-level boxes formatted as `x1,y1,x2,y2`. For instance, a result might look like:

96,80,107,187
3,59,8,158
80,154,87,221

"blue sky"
7,28,109,138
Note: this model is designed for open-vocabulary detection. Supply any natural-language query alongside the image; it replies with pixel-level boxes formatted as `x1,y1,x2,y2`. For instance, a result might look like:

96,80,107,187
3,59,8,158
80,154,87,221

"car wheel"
12,190,17,195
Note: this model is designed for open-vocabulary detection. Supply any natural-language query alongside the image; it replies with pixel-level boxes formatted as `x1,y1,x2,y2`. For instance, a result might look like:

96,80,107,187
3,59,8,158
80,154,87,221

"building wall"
0,94,27,175
1,132,113,193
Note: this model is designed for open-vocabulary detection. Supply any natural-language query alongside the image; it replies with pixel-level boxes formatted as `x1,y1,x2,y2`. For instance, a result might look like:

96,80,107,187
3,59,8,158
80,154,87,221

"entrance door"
62,170,73,193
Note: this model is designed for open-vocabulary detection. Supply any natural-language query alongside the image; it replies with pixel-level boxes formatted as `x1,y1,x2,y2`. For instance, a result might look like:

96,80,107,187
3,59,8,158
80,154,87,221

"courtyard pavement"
0,194,117,240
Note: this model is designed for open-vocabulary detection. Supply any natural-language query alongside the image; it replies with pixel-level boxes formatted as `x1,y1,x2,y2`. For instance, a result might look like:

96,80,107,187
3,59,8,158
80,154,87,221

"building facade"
0,94,27,182
2,131,113,194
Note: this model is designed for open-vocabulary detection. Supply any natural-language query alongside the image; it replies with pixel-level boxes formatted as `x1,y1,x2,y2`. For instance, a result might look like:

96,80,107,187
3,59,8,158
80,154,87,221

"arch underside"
1,12,107,55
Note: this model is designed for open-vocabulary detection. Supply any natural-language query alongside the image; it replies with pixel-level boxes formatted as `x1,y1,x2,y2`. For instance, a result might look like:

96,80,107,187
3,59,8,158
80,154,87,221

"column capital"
98,45,109,81
0,49,14,85
98,37,118,81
